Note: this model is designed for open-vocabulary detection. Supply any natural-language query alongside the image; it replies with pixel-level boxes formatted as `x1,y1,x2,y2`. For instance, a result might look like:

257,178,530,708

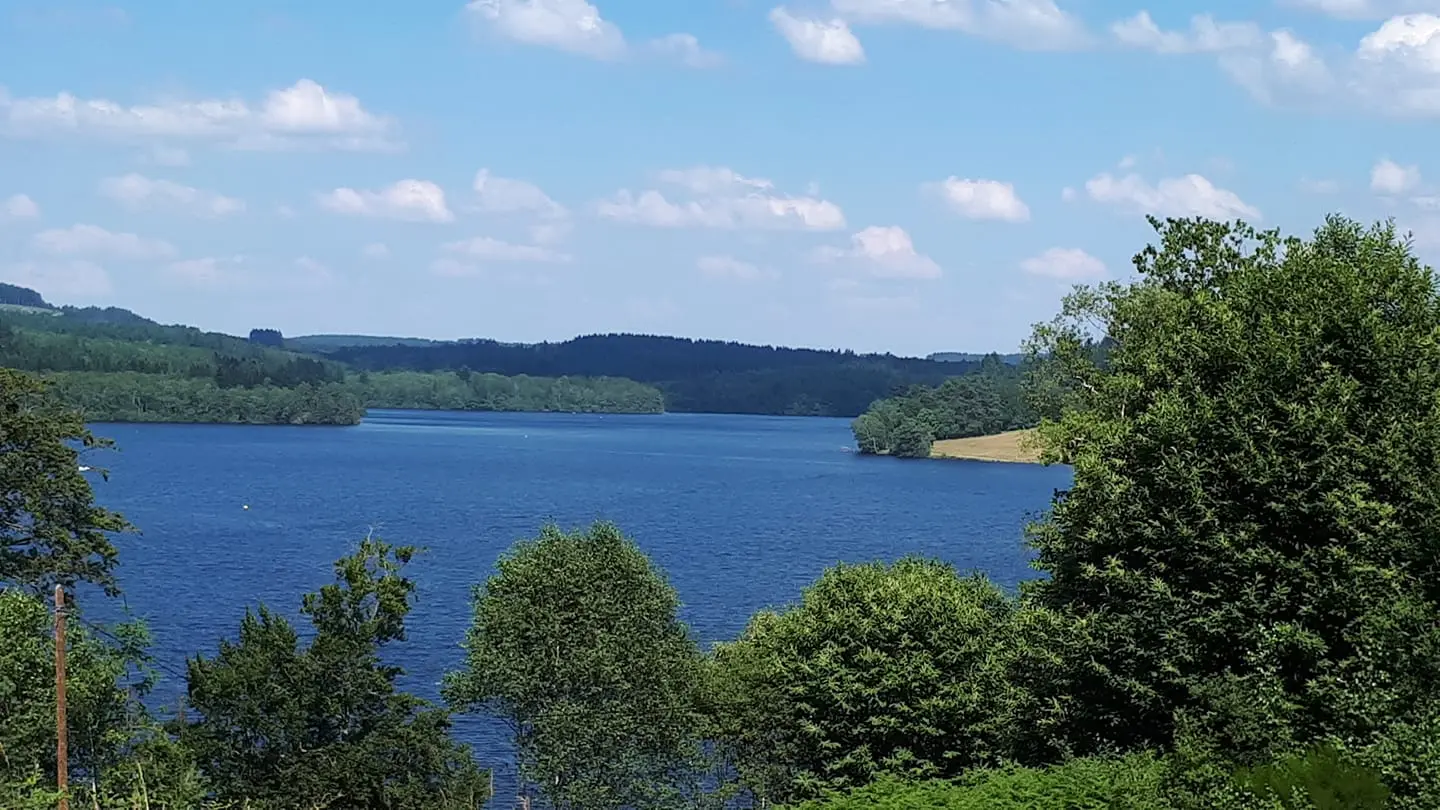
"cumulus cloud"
770,7,866,64
0,79,399,150
1083,171,1261,219
98,173,245,217
32,224,177,260
1110,11,1261,53
813,225,942,279
831,0,1090,50
697,255,766,280
318,180,454,223
473,169,568,218
442,236,571,263
2,260,111,298
3,193,40,219
597,166,846,231
649,33,725,67
1020,247,1107,280
1112,10,1440,117
1282,0,1440,20
466,0,626,59
1371,158,1423,194
361,242,390,259
926,177,1030,222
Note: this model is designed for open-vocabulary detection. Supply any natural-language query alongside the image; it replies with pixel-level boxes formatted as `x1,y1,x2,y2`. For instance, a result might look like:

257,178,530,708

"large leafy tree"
443,522,709,810
1023,215,1440,760
179,536,489,810
708,558,1074,805
0,368,131,595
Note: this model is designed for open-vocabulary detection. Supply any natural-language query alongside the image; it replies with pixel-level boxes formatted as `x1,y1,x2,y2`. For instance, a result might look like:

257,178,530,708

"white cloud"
318,180,454,223
697,255,766,280
598,167,846,231
813,225,942,279
361,242,390,259
442,236,571,262
1111,11,1260,53
927,177,1030,222
1020,247,1107,280
473,169,568,218
1116,10,1440,117
98,173,245,217
466,0,626,59
3,193,40,219
1371,158,1423,193
32,224,178,260
769,7,866,65
0,79,398,150
831,0,1090,50
2,260,111,299
1083,171,1261,219
657,166,775,194
649,33,724,67
1282,0,1440,20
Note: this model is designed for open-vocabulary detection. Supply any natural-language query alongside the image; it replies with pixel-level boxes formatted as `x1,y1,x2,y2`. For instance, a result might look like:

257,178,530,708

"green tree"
179,536,488,809
0,589,196,806
0,369,132,595
443,522,709,810
1023,215,1440,764
709,558,1066,805
780,754,1170,810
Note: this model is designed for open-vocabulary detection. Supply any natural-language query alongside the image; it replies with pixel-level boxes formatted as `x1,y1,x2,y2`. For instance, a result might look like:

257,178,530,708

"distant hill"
330,333,982,417
0,282,56,313
3,284,1003,417
928,351,1024,364
287,334,448,351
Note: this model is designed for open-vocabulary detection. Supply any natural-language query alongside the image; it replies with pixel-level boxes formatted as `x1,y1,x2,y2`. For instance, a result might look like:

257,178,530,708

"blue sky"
2,0,1438,356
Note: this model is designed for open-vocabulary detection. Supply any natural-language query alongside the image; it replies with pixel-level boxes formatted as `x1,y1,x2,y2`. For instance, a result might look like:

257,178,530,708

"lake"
82,409,1071,791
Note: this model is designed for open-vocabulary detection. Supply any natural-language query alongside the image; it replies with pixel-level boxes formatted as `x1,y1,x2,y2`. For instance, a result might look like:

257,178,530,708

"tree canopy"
444,522,708,810
0,368,132,595
1023,215,1440,762
179,535,489,809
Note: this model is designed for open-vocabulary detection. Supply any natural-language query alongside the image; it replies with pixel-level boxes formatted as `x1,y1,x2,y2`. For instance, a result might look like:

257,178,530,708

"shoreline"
930,430,1041,464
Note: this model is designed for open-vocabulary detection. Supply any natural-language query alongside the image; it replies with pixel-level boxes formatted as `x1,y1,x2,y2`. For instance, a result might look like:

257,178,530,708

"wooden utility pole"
54,583,70,810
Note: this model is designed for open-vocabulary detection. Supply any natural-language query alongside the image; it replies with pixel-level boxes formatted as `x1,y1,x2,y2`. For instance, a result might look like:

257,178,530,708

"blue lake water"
82,409,1070,792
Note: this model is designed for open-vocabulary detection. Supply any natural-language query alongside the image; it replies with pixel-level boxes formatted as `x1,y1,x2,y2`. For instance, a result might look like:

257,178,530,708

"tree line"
323,333,978,417
851,355,1037,457
7,213,1440,808
0,313,666,423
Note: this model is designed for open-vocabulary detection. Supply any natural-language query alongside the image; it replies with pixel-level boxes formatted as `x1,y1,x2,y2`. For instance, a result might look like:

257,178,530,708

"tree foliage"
179,536,489,810
1023,215,1440,765
780,755,1170,810
709,559,1076,805
444,522,708,810
851,357,1033,457
0,368,132,595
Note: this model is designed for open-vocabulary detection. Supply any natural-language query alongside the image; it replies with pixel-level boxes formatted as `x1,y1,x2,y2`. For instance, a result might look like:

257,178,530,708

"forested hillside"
0,302,665,423
327,333,976,416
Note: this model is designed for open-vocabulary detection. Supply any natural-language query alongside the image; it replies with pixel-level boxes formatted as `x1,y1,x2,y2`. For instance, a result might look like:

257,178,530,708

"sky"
1,0,1438,357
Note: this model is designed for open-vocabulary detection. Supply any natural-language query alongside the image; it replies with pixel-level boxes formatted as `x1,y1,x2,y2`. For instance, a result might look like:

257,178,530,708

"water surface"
84,410,1071,786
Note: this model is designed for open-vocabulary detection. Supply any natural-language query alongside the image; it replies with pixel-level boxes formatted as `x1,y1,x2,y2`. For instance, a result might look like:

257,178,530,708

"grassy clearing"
930,429,1040,464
